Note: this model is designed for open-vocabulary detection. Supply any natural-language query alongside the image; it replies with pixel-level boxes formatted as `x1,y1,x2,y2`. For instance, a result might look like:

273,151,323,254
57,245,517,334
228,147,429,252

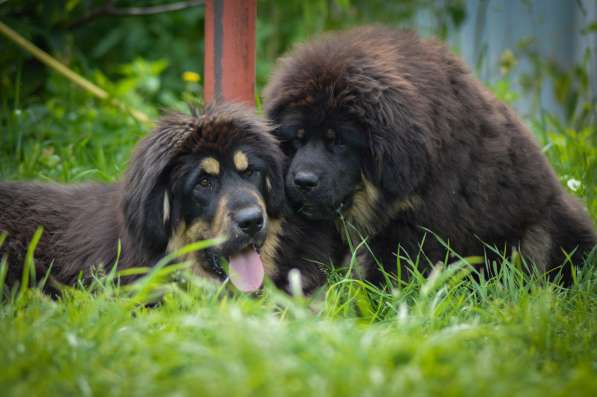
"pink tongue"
228,248,264,292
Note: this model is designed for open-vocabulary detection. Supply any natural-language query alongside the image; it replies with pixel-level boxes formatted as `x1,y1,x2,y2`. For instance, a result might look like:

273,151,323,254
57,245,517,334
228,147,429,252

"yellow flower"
182,71,201,83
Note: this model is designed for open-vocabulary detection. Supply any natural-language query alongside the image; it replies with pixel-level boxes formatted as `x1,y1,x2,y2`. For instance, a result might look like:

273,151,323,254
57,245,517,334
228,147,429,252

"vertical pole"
204,0,256,106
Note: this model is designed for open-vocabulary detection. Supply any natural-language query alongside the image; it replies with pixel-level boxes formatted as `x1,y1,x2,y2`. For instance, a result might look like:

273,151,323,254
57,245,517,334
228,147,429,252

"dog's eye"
198,177,210,188
291,128,307,149
242,168,254,178
325,128,344,147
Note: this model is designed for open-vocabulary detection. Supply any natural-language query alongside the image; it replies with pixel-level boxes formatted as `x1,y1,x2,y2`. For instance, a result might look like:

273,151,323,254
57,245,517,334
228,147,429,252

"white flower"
567,178,581,192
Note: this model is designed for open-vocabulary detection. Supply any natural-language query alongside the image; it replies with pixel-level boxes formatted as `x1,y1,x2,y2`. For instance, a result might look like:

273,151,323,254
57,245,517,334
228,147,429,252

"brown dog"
0,103,286,292
264,26,596,288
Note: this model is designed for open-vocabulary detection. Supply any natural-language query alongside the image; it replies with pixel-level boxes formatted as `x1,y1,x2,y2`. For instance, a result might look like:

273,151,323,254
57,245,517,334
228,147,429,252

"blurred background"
0,0,595,215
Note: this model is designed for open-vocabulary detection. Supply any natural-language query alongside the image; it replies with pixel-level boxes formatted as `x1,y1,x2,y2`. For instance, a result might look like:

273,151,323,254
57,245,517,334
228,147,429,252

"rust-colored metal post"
204,0,256,106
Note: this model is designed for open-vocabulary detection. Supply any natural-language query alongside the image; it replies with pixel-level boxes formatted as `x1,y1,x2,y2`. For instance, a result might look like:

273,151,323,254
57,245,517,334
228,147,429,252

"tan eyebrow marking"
233,150,249,172
296,128,305,139
200,157,220,175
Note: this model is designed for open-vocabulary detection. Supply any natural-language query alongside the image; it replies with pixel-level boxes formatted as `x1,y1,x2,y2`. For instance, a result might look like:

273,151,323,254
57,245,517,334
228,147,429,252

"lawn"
1,249,596,396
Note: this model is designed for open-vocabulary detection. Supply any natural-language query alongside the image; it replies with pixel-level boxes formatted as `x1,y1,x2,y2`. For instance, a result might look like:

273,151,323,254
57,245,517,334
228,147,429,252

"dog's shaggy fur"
0,103,287,289
264,26,596,287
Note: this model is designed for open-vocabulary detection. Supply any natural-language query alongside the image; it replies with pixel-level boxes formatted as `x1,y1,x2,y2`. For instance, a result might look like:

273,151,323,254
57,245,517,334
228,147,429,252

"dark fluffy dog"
264,26,596,287
0,103,286,292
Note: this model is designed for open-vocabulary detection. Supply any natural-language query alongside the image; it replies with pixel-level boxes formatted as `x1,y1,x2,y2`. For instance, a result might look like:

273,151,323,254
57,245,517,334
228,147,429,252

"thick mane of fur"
264,26,596,285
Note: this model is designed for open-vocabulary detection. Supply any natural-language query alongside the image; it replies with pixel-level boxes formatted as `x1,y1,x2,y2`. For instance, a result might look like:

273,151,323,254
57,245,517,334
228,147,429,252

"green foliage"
0,70,146,182
0,0,204,106
539,121,597,217
0,250,596,396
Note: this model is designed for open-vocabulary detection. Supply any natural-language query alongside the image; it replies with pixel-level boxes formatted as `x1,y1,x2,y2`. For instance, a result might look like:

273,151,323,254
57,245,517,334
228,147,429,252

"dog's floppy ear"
122,113,197,257
359,87,429,198
366,123,428,197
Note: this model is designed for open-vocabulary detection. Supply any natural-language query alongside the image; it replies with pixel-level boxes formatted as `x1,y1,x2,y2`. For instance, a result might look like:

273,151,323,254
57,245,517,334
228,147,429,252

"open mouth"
206,243,264,293
227,244,264,293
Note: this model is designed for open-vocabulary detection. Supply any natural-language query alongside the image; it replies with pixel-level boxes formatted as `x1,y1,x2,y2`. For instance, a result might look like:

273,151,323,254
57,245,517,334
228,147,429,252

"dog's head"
123,103,285,291
264,27,430,227
273,109,367,220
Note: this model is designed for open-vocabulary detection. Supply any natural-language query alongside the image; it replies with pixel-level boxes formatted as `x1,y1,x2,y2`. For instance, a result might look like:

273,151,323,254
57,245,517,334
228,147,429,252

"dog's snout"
294,171,319,191
234,206,264,237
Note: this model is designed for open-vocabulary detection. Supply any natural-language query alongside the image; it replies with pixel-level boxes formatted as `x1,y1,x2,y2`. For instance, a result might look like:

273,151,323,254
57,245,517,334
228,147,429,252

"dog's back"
0,182,123,286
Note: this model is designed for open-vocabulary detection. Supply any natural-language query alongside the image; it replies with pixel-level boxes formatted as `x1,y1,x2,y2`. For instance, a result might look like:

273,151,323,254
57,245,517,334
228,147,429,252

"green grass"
0,252,596,397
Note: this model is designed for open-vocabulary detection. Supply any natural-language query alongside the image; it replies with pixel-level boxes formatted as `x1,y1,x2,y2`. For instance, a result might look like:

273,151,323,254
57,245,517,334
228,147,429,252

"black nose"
234,206,264,237
294,171,319,190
